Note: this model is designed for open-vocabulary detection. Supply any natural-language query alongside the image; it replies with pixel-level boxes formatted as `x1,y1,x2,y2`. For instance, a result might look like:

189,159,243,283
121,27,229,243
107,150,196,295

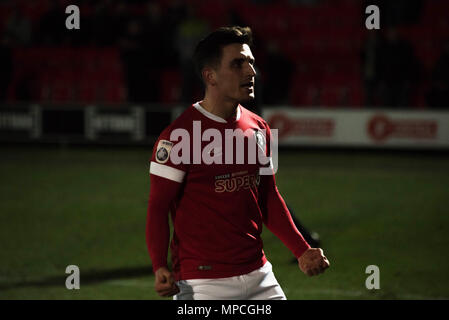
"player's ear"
203,67,217,87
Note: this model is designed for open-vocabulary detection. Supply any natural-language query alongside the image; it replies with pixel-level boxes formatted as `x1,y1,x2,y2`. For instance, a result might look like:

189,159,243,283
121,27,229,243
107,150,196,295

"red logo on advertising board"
268,113,334,139
367,115,437,142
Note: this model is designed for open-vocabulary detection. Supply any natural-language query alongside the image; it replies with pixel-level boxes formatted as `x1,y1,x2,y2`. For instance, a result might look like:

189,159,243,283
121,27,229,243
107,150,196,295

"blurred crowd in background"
0,0,448,109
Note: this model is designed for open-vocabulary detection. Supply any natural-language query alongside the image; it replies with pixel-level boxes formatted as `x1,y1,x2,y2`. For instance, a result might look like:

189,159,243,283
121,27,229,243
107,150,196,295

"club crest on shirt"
155,140,173,164
254,129,266,151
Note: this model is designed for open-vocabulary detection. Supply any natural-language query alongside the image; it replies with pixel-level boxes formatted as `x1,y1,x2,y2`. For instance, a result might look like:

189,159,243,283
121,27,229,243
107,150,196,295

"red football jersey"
146,102,310,280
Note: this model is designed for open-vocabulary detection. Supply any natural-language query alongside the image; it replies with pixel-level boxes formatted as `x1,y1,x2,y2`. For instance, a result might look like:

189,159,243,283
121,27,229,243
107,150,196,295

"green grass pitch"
0,146,448,299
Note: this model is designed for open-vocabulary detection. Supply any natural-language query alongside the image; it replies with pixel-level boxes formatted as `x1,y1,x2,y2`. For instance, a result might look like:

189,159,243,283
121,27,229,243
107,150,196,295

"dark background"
1,0,448,110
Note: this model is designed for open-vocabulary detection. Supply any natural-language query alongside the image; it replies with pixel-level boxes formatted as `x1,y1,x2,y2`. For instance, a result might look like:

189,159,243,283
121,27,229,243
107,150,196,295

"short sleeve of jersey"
149,130,188,184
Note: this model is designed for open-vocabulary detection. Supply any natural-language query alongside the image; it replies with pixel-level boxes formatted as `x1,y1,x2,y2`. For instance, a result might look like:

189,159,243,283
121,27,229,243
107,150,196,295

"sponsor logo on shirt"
214,171,260,193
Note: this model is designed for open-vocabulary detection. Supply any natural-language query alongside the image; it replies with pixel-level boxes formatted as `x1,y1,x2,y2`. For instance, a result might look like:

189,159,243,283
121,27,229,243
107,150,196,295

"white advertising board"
263,108,449,149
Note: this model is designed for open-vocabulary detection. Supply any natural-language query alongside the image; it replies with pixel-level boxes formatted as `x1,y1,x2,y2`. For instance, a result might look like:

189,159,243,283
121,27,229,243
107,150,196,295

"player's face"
215,43,256,103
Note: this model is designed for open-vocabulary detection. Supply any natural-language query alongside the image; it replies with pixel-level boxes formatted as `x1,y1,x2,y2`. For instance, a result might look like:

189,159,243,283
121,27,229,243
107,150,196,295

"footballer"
146,26,330,300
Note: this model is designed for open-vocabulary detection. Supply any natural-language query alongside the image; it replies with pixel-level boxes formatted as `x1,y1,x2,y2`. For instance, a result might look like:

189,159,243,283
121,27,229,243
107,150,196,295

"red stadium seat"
290,73,323,106
35,73,52,102
196,0,228,29
77,80,98,103
49,70,75,102
101,78,127,104
319,72,363,107
321,86,342,107
71,48,126,104
422,0,449,23
160,69,182,104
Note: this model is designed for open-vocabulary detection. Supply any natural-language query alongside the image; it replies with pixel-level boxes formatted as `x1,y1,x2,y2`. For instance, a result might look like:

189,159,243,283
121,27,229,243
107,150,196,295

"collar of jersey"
193,102,241,123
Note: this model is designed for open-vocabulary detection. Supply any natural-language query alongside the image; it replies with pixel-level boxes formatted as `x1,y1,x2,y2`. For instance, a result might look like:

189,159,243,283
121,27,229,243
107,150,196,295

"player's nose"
248,63,256,77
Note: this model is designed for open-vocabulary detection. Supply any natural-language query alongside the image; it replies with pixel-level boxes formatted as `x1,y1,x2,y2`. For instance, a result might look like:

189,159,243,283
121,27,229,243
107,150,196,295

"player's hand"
298,248,330,277
154,267,180,297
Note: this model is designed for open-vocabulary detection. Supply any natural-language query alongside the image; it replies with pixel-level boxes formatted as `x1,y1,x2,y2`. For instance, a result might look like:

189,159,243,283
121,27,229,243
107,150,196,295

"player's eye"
232,59,244,68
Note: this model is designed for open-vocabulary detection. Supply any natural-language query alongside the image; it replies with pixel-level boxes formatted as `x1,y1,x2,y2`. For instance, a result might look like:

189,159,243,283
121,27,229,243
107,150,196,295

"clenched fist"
298,248,330,276
154,267,180,297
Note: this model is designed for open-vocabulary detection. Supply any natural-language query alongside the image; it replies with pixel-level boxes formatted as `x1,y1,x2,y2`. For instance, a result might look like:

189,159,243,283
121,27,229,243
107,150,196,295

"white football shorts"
173,261,286,300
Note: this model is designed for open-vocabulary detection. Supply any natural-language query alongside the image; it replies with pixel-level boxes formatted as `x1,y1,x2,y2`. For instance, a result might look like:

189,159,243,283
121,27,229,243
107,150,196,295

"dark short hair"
193,26,253,83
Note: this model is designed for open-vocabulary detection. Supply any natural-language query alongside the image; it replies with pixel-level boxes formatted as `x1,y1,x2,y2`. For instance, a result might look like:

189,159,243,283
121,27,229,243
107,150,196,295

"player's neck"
200,94,238,121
